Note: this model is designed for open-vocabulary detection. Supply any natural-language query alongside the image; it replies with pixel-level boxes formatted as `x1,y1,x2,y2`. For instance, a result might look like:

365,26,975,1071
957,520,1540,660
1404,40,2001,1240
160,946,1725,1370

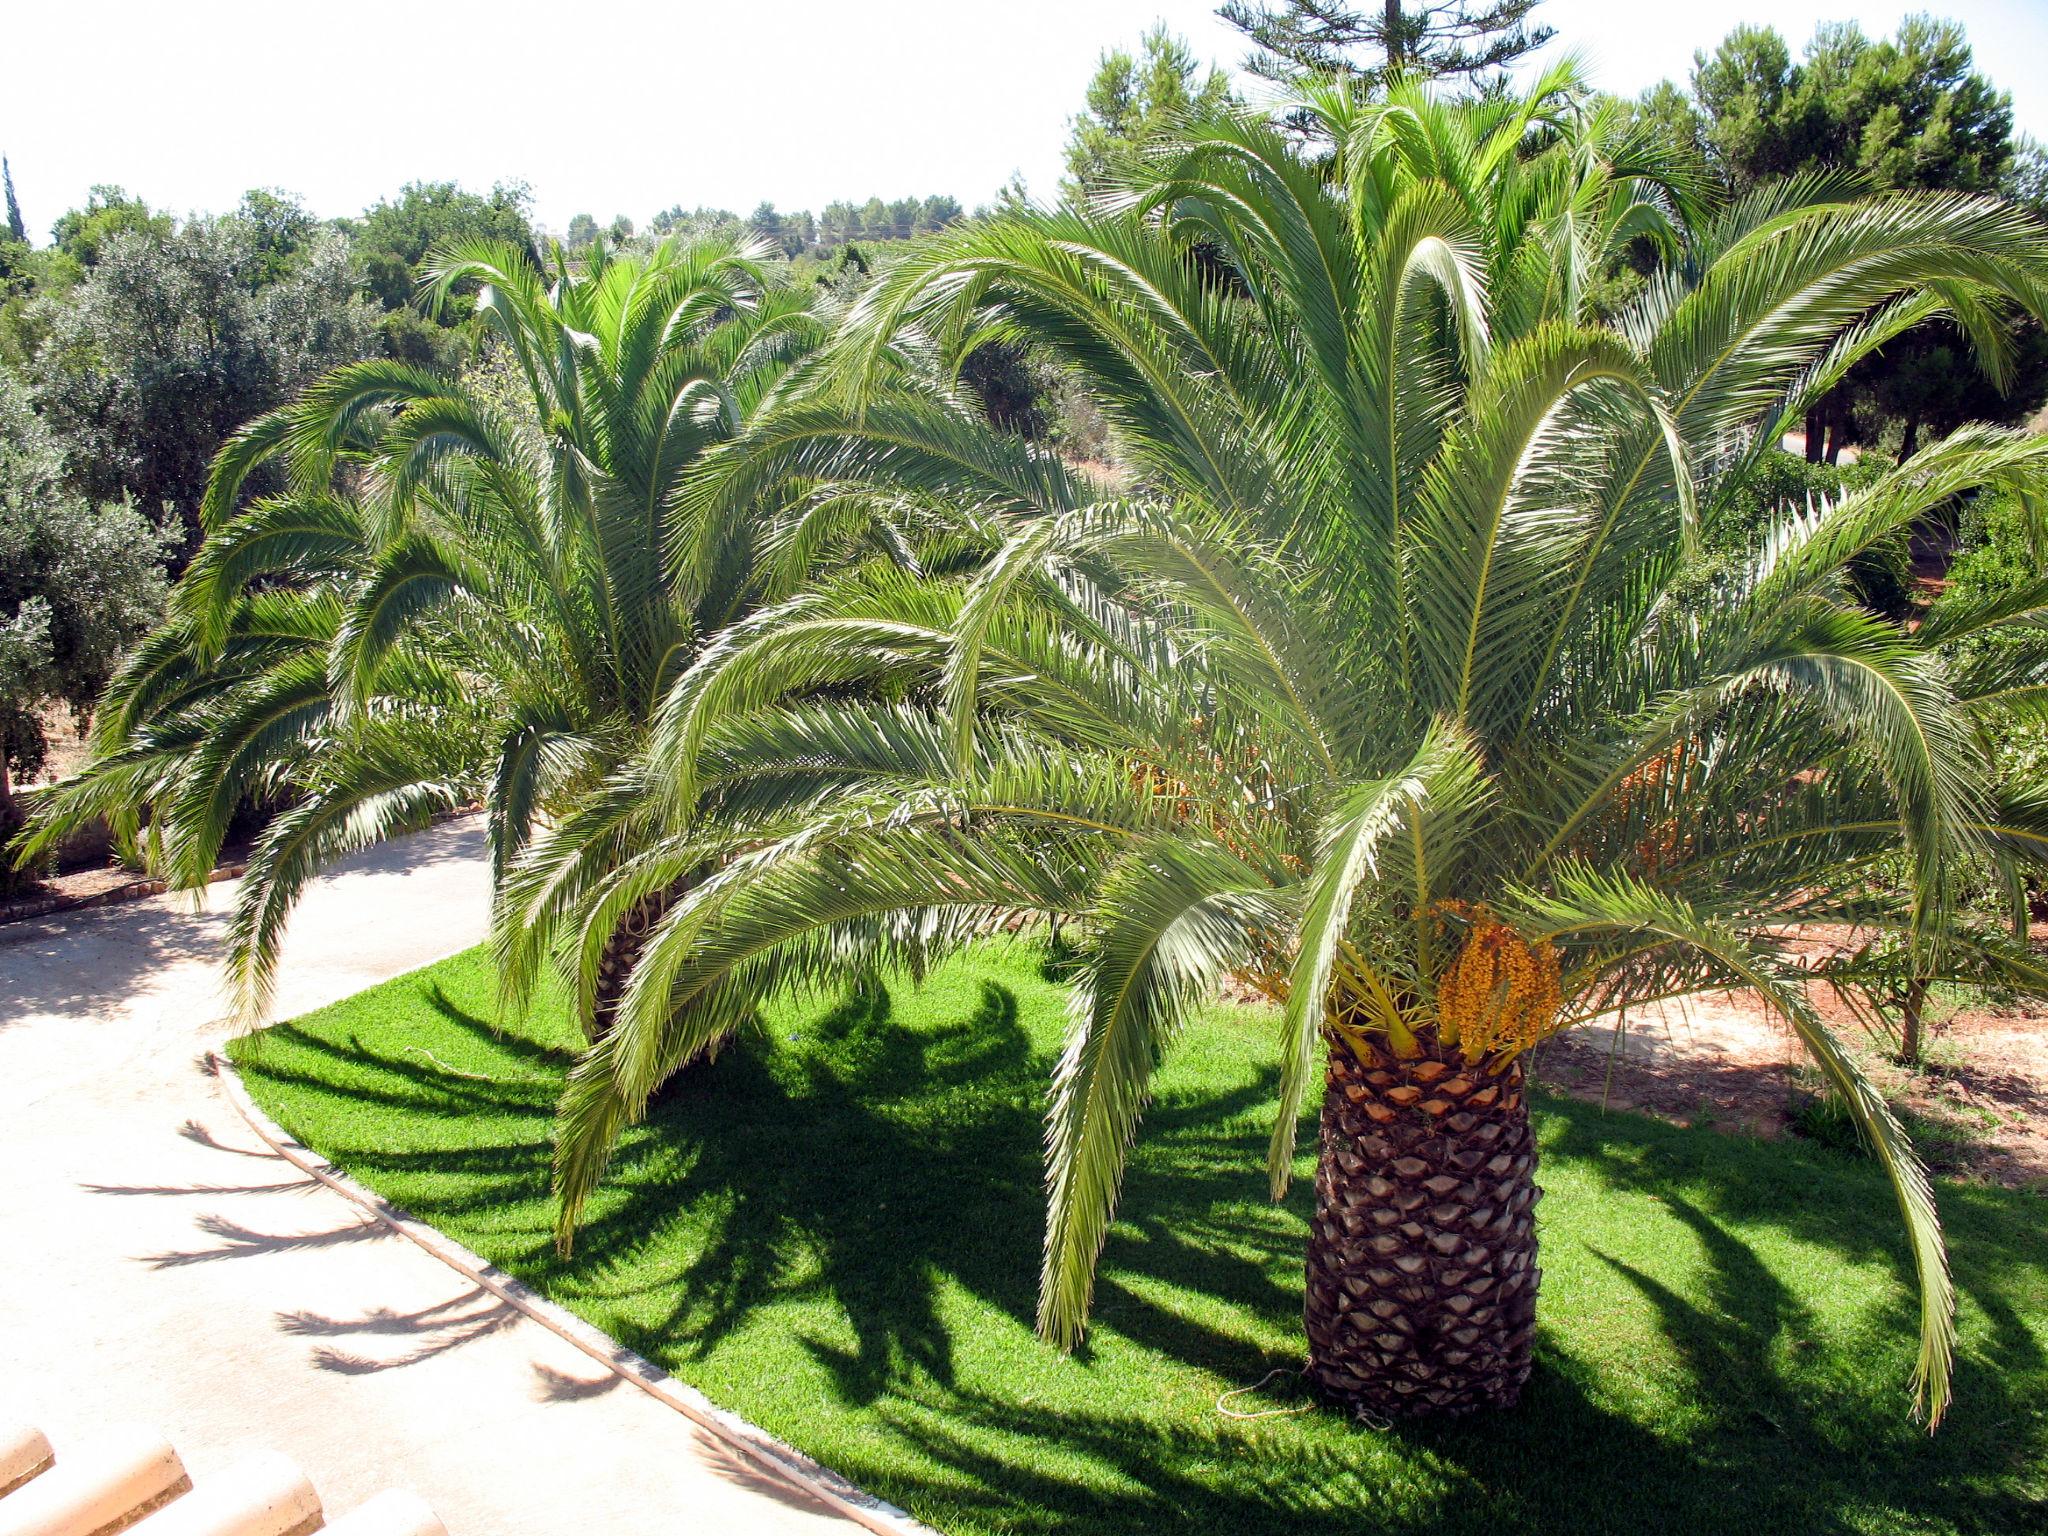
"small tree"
748,201,794,255
3,158,24,244
1219,0,1552,89
1690,19,2015,194
1064,26,1236,196
918,194,963,232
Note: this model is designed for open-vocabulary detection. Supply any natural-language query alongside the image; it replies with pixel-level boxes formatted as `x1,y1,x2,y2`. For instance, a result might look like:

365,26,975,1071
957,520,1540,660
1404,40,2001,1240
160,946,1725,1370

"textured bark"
1304,1042,1540,1417
589,884,680,1045
1899,975,1929,1066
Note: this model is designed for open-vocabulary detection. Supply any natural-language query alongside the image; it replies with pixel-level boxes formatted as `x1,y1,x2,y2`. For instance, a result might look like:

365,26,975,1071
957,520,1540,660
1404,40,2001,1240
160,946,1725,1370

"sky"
5,0,2047,240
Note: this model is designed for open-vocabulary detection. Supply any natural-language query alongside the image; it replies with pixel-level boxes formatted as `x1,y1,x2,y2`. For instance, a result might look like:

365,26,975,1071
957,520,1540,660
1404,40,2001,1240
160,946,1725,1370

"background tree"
347,180,535,362
1064,25,1236,196
1219,0,1552,88
233,188,318,287
1689,19,2015,194
749,201,793,255
1644,17,2042,460
818,200,857,247
650,204,743,241
26,208,376,558
565,212,600,249
654,197,960,258
49,186,172,271
4,158,24,244
0,370,168,888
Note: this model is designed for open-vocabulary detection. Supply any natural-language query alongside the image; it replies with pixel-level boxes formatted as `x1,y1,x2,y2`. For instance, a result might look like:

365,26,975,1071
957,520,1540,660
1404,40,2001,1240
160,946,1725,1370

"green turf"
228,943,2048,1535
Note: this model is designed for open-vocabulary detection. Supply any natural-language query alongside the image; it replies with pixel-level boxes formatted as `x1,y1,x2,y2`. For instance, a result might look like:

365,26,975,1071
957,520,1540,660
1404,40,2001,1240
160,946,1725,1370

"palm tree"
11,233,929,1031
552,77,2048,1425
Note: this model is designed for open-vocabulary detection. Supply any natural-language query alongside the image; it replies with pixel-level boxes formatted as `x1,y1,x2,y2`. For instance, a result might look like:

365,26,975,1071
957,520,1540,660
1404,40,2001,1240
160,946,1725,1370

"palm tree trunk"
588,883,682,1045
1899,976,1929,1066
1303,1040,1541,1417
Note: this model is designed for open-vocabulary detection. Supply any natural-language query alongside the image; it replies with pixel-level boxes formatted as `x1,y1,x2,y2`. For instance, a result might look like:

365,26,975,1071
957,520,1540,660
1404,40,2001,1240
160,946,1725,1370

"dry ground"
1538,933,2048,1189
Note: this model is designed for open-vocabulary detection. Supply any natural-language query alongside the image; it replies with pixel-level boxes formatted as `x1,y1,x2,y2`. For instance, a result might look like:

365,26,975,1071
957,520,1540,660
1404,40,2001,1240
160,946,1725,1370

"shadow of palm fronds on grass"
230,945,2048,1536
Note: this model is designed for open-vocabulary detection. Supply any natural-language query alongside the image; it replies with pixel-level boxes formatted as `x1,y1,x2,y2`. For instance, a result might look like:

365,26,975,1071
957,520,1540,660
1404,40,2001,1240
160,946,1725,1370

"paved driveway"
0,818,857,1535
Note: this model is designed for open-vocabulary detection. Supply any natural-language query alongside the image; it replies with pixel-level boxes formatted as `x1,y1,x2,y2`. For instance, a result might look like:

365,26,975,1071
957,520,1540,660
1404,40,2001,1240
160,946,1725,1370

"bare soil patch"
1534,934,2048,1190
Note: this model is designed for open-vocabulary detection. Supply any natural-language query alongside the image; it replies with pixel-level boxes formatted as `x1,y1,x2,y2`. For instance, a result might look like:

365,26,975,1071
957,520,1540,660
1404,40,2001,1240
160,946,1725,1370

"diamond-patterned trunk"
1303,1041,1540,1416
589,885,679,1044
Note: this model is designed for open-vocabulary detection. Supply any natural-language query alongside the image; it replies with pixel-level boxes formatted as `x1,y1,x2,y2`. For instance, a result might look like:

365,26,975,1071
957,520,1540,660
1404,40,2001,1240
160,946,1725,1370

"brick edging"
1,809,484,929
0,861,249,927
208,1051,938,1536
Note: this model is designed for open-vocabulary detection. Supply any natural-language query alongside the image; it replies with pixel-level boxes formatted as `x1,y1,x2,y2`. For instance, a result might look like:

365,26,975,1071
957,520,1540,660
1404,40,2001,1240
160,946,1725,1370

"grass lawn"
229,941,2048,1536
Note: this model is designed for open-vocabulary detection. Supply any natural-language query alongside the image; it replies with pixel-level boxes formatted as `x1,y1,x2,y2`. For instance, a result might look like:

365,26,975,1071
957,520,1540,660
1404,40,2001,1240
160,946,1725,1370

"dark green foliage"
232,940,2048,1536
234,189,318,287
1689,19,2016,194
1932,483,2048,803
698,195,963,256
1710,449,1913,615
3,157,24,244
649,204,743,241
1219,0,1553,88
1864,322,2048,458
1946,484,2048,613
0,370,169,884
748,200,790,254
957,340,1052,438
1642,17,2043,457
347,180,535,311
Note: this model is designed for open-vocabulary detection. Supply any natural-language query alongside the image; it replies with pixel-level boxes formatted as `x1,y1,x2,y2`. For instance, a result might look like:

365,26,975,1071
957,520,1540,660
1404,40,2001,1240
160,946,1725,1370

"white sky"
5,0,2046,240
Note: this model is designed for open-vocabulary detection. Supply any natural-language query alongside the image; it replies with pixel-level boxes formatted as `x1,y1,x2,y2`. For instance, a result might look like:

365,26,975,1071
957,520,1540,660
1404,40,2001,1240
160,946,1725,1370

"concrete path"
0,819,858,1536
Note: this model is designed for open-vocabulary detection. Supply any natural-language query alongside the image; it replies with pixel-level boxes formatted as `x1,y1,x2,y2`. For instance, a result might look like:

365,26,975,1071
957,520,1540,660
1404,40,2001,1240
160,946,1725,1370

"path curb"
0,862,249,929
208,1052,938,1536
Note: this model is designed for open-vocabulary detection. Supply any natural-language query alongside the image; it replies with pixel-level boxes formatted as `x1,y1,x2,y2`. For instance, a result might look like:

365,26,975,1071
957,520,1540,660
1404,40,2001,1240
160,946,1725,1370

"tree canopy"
1683,17,2017,193
476,69,2048,1428
1219,0,1552,88
1065,26,1236,197
0,367,168,877
1634,16,2046,459
26,205,376,554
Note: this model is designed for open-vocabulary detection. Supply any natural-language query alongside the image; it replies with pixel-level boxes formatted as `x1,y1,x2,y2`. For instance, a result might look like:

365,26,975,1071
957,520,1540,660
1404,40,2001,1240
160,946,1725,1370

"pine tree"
2,158,25,244
1219,0,1552,89
1064,26,1237,197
